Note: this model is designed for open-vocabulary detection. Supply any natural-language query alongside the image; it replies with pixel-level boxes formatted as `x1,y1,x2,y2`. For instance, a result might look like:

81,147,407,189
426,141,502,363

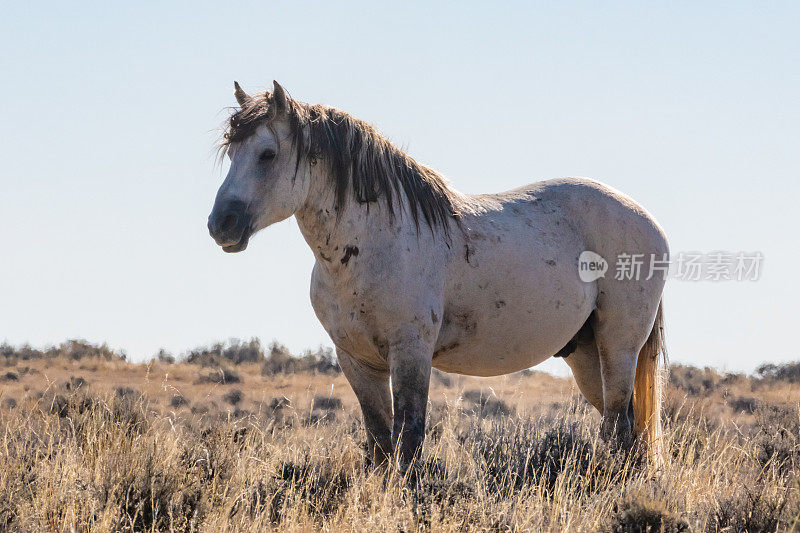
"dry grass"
1,343,800,531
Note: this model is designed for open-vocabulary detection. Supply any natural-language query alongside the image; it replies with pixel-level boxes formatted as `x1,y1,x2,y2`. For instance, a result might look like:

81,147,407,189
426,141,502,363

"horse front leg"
337,348,393,467
388,331,434,471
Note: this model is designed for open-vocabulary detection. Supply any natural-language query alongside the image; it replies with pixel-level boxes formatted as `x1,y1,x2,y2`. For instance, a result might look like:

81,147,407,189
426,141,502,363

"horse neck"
294,166,362,257
295,164,418,263
294,165,459,261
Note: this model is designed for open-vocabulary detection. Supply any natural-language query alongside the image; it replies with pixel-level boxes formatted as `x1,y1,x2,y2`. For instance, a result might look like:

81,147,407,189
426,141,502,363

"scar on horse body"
209,81,669,468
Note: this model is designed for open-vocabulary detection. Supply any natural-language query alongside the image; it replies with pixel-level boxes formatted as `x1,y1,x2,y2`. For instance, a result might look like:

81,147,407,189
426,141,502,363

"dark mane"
221,90,460,233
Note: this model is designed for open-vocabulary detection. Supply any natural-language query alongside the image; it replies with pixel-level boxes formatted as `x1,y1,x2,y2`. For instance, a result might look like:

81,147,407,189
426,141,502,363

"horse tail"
633,299,667,463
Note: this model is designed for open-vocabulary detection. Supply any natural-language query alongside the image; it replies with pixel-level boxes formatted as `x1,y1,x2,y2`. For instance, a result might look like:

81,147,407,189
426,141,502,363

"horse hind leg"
598,346,639,448
593,306,659,450
562,318,604,414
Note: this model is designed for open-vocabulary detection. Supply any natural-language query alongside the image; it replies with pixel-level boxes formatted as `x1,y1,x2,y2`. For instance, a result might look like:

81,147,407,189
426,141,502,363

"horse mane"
221,90,461,233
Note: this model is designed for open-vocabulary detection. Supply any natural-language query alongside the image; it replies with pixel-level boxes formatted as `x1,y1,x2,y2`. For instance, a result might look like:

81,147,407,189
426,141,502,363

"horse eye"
259,149,276,162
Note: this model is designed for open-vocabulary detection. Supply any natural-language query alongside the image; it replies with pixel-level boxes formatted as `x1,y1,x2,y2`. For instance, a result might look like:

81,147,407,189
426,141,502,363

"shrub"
54,340,126,361
184,338,265,366
756,361,800,384
0,340,125,363
155,349,175,364
607,493,689,532
710,486,795,532
1,343,41,363
269,397,291,411
170,395,189,408
115,386,140,399
431,368,452,387
668,365,721,396
312,395,342,410
230,454,353,523
462,389,514,417
274,457,352,520
261,343,340,375
304,410,337,425
223,389,244,406
197,368,241,385
98,446,203,531
470,414,625,497
752,403,800,475
729,396,759,414
64,376,87,391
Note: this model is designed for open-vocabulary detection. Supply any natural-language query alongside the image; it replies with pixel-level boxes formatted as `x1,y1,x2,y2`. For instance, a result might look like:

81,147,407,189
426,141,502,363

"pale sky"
1,2,798,373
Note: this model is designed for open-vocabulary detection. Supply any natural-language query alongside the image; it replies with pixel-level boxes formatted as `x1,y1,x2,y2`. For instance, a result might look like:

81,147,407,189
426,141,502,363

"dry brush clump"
1,339,126,364
177,338,340,376
1,343,800,531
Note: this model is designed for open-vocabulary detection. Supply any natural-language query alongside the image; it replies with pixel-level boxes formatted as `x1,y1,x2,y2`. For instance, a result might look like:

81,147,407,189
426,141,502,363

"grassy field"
1,340,799,532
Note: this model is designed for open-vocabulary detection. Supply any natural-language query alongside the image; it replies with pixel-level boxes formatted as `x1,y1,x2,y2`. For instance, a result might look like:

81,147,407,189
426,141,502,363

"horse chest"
309,262,387,363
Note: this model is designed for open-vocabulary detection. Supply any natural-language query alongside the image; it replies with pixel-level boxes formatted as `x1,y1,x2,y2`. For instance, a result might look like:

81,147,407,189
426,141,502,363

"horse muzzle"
208,199,253,253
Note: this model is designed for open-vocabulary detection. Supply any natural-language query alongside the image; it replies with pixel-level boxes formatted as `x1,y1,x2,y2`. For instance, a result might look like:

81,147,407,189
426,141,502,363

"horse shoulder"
309,227,446,360
358,230,446,324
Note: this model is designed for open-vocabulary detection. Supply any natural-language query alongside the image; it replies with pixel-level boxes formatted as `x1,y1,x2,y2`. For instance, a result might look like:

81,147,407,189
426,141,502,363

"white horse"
208,81,668,467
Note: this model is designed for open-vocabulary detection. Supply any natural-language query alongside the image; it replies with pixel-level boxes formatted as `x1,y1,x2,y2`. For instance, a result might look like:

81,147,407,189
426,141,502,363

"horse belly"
433,224,596,377
434,286,594,376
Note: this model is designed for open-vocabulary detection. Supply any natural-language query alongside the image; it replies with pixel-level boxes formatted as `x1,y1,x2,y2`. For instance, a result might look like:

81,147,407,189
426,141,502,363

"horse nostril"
220,213,238,232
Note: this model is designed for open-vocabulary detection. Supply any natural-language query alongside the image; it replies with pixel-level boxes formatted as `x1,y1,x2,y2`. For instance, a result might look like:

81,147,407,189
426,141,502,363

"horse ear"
233,81,251,107
272,80,288,114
